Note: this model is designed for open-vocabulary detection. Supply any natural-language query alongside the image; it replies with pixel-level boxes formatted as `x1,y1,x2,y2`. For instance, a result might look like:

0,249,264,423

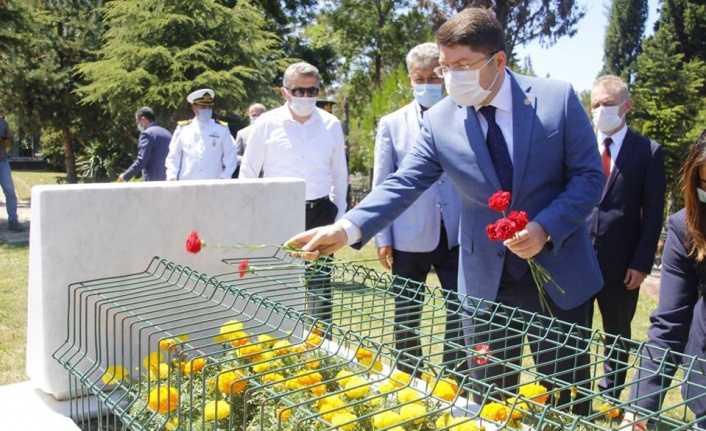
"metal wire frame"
52,249,706,430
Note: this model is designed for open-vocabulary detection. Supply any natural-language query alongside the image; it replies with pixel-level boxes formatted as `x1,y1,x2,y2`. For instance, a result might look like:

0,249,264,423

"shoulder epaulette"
177,119,192,126
216,120,228,126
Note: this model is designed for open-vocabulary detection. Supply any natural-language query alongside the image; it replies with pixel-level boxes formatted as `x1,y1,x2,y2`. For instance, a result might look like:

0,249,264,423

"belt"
306,196,330,209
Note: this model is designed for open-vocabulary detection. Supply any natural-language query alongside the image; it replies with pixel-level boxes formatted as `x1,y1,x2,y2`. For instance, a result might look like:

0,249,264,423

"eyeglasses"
433,52,498,78
286,87,320,98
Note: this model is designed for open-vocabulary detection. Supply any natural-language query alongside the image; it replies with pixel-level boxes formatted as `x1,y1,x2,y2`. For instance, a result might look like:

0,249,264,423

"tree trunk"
62,126,77,184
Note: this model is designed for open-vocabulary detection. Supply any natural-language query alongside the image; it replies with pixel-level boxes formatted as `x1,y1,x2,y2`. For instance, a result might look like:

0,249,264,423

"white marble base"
0,381,81,429
26,179,305,400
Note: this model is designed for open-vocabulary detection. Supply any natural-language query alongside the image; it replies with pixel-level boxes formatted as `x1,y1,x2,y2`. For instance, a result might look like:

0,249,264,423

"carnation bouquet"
485,191,564,316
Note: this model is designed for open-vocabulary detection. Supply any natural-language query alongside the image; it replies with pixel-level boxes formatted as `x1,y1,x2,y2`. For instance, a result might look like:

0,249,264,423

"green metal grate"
53,250,706,430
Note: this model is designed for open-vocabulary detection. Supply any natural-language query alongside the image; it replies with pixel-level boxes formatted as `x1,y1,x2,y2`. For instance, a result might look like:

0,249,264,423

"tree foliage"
601,0,648,80
421,0,586,65
656,0,706,64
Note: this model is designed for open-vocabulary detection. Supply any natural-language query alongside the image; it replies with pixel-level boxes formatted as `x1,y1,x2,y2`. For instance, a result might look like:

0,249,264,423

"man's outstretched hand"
285,224,349,260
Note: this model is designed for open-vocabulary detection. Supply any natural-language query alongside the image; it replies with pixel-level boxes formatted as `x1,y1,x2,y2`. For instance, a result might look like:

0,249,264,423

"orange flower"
305,333,323,349
181,358,206,376
159,338,179,352
147,386,179,413
600,403,620,420
217,371,248,395
518,383,549,405
310,383,328,397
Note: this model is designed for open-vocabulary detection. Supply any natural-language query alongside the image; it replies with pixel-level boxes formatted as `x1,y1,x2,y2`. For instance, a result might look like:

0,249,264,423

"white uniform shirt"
240,104,348,220
165,118,237,180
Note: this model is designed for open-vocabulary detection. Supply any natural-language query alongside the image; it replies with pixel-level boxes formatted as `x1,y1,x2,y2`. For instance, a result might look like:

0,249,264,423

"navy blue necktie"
479,105,528,279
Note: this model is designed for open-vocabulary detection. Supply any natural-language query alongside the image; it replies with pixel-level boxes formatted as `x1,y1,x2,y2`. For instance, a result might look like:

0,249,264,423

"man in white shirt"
165,88,238,180
241,62,348,323
240,62,348,227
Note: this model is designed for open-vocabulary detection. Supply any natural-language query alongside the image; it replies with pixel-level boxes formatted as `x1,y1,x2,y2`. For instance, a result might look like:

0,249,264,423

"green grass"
0,244,29,385
11,169,66,200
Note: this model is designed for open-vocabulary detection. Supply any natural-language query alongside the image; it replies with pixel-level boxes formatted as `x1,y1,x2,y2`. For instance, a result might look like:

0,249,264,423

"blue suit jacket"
346,71,605,310
373,102,460,252
587,129,666,286
122,123,172,181
630,209,706,422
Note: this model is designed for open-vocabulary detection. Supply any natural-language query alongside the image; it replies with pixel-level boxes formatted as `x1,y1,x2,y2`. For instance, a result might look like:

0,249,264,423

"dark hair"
683,129,706,261
436,7,507,55
135,106,156,122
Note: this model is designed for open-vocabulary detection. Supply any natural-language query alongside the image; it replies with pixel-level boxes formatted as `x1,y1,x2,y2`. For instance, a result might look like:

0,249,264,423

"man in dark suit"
587,75,666,400
118,107,172,182
289,8,604,412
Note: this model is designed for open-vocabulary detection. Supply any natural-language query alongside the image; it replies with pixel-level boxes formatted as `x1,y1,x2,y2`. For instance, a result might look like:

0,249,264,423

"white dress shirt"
165,118,238,180
240,104,348,220
596,124,627,172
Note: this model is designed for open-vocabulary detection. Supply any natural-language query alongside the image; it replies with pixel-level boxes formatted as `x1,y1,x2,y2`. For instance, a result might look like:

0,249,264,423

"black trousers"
304,198,338,323
391,228,466,375
466,268,592,415
589,281,641,400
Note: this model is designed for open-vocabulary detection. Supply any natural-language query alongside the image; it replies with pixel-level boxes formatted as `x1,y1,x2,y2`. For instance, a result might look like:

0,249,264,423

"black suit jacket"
587,128,666,286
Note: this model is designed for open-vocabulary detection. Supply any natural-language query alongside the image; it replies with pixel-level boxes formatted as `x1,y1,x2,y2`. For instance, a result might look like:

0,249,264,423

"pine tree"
601,0,649,80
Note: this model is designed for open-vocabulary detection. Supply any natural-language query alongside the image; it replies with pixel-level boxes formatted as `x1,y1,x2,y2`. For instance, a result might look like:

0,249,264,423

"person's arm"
372,117,395,250
121,131,153,182
165,126,183,181
330,122,348,220
234,130,245,163
530,84,605,255
220,132,238,179
0,119,13,148
628,213,700,414
240,123,266,178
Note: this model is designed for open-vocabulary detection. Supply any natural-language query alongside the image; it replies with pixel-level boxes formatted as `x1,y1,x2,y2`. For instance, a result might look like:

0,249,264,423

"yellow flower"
257,334,276,347
181,358,206,376
237,343,264,360
356,348,383,373
377,381,396,394
262,373,285,384
449,417,480,431
204,400,231,420
310,384,328,397
228,331,251,347
436,411,452,429
397,387,423,404
389,428,405,431
147,386,179,414
305,333,323,349
176,334,189,342
101,366,129,385
344,377,370,399
518,383,549,405
305,359,321,370
400,404,427,424
570,386,578,400
279,407,293,421
166,417,179,430
149,363,171,380
479,402,509,422
432,379,458,402
214,319,244,343
336,370,354,386
390,371,411,388
355,347,373,361
159,338,178,352
372,411,403,429
252,362,271,374
319,396,348,422
599,403,620,420
273,340,292,355
217,371,247,395
286,371,323,390
142,351,164,371
331,411,358,431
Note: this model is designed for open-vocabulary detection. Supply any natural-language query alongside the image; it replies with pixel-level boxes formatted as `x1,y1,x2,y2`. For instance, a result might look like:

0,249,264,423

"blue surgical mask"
698,187,706,204
196,109,212,123
413,83,444,108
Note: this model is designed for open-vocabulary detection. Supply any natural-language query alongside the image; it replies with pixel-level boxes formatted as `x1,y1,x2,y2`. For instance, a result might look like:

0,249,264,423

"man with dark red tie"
587,74,666,401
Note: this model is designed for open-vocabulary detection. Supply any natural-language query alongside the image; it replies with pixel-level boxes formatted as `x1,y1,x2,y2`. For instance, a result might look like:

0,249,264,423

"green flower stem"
527,257,565,318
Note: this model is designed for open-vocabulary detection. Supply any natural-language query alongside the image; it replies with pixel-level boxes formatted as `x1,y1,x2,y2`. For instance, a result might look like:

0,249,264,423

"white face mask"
444,56,498,107
196,109,212,123
592,102,625,133
137,124,146,133
698,188,706,204
288,96,317,117
249,115,259,123
413,83,444,108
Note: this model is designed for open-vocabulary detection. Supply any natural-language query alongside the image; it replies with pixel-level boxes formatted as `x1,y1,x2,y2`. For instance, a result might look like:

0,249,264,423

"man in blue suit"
288,8,604,411
587,75,666,401
118,107,172,182
373,42,464,375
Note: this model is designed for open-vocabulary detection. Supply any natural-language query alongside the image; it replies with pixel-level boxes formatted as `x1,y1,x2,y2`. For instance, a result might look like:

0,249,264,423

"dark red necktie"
602,137,613,178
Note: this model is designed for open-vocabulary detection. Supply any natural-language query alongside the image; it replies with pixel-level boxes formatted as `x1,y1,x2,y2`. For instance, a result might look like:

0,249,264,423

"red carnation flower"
186,231,204,254
508,210,529,231
493,218,519,241
486,223,500,241
474,344,492,366
488,191,511,213
238,259,250,278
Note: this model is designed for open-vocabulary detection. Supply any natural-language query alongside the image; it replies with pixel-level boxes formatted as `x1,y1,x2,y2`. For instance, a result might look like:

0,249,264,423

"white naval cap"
187,88,215,105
